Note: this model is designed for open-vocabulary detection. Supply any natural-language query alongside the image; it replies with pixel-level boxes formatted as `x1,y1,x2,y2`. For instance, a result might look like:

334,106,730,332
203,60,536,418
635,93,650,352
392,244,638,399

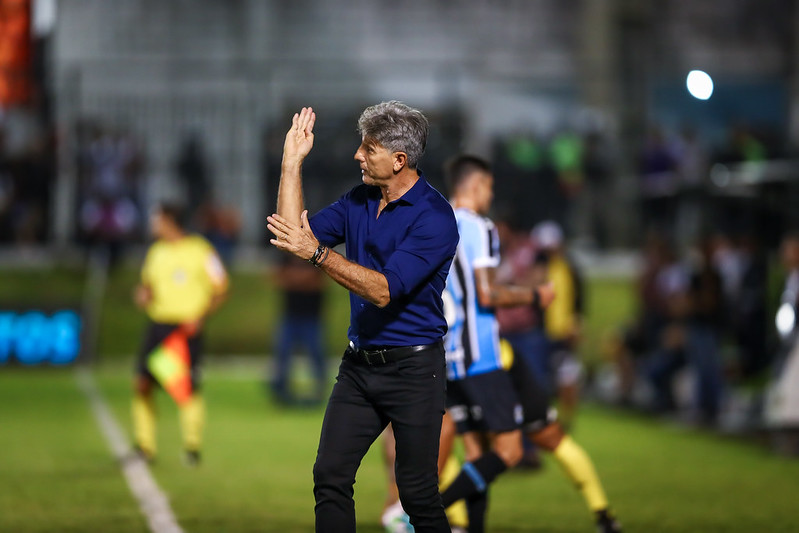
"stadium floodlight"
776,303,796,339
686,70,714,100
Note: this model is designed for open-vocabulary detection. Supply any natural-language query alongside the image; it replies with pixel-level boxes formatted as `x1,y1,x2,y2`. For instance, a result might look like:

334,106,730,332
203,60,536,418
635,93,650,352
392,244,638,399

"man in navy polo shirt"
267,102,458,533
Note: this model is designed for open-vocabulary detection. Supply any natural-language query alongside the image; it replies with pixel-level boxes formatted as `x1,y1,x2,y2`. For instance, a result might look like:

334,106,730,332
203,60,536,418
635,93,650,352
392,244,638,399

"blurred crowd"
0,106,54,244
490,119,788,253
493,213,799,439
609,231,770,426
72,119,241,267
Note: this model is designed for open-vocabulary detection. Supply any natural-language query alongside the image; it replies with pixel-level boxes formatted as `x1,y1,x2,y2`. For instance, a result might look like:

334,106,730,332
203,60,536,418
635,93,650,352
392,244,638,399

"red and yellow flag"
147,329,192,405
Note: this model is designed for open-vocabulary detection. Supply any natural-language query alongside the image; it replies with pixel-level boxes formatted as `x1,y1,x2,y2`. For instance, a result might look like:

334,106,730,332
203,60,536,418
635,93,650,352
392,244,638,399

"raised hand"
283,107,316,164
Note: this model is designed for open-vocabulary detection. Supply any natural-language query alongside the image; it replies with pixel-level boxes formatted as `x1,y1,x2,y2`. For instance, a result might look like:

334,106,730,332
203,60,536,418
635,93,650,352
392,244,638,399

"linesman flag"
147,328,192,405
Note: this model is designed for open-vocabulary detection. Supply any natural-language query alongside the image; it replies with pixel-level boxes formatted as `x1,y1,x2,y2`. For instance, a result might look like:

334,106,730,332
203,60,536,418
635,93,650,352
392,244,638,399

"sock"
552,435,609,512
440,454,468,528
131,394,157,457
179,394,205,452
440,451,506,508
465,491,488,533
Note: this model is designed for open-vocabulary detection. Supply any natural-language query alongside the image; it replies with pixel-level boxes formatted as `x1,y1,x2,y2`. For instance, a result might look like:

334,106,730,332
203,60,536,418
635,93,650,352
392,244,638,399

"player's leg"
313,358,387,533
179,332,205,465
552,343,582,429
439,371,524,533
509,338,621,532
131,322,170,461
132,374,157,461
531,423,620,532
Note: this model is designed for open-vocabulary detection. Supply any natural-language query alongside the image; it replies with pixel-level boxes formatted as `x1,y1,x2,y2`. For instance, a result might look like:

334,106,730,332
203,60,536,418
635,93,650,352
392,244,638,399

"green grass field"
2,362,799,532
3,267,799,531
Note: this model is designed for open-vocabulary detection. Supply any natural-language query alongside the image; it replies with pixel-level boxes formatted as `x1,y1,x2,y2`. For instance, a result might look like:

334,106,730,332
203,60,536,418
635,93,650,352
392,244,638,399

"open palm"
283,107,316,161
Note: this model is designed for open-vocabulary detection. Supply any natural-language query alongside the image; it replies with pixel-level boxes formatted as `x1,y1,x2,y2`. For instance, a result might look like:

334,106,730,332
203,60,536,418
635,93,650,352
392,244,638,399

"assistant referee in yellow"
132,201,229,465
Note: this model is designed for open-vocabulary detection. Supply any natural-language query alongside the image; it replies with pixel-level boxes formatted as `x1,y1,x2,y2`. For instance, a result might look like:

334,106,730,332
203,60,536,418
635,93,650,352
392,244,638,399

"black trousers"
313,343,450,533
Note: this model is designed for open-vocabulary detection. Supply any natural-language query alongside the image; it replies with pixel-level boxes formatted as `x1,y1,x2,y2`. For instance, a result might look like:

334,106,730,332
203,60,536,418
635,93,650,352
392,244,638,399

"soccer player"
438,155,621,532
268,103,458,532
131,201,228,465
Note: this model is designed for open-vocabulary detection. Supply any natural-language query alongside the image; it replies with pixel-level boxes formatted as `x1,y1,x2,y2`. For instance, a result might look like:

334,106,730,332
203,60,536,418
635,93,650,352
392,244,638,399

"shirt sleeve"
462,216,499,270
382,207,459,302
204,250,229,293
308,192,350,248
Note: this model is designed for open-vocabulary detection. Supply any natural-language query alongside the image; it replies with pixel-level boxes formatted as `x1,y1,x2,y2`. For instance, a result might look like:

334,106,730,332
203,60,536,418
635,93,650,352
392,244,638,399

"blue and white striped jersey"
443,207,503,380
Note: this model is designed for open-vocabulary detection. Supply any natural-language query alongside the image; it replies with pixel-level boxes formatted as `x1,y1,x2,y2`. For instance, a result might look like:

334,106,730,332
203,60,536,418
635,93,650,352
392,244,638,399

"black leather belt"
345,341,440,366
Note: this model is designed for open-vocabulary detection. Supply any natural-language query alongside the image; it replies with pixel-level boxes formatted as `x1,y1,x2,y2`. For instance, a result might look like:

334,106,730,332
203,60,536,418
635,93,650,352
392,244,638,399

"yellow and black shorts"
136,321,204,390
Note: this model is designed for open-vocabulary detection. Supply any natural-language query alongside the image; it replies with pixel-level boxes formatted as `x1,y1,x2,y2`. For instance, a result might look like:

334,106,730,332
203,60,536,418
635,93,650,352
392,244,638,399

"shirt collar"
393,170,426,206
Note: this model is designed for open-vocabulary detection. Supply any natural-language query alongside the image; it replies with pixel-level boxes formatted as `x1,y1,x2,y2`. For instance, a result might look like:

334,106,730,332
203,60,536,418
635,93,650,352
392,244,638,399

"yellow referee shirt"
141,235,228,324
544,254,577,341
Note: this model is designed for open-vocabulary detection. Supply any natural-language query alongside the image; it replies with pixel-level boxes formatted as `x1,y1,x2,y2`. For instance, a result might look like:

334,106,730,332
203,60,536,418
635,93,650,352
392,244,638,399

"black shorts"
446,369,523,434
136,321,204,390
507,349,557,432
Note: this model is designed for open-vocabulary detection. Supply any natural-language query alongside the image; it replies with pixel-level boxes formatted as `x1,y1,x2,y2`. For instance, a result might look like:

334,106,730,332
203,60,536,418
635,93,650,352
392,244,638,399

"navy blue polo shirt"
309,172,459,349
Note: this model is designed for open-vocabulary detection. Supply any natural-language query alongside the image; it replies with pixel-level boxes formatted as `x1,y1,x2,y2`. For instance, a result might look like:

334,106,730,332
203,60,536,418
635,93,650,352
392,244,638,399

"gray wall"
50,0,795,245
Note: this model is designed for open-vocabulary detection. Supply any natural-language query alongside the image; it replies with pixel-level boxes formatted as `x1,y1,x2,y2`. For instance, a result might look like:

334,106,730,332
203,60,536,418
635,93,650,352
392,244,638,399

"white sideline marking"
76,369,185,533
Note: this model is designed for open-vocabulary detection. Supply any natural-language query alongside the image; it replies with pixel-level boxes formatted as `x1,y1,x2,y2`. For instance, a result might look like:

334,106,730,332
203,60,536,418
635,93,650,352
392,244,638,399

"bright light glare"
686,70,714,100
776,303,796,338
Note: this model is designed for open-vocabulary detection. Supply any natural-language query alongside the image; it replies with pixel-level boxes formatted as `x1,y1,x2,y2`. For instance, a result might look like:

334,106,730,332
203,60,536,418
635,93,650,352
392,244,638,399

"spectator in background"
549,129,584,237
672,125,709,250
492,133,561,231
0,112,55,244
532,220,585,428
578,131,612,249
611,233,676,405
78,124,144,267
0,126,14,240
196,202,241,266
269,253,328,406
717,124,767,164
175,132,211,224
712,233,769,380
638,126,678,239
642,243,692,415
684,239,726,424
646,238,725,424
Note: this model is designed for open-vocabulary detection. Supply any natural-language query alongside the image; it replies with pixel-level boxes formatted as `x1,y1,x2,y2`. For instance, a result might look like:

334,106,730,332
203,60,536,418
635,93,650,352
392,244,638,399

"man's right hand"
283,107,316,165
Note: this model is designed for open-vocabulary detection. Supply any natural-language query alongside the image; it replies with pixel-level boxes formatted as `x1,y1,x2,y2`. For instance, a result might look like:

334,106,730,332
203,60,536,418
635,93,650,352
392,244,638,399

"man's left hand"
268,210,319,260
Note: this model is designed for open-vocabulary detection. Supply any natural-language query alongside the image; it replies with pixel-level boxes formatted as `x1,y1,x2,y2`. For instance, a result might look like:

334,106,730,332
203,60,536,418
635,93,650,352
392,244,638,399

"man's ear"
393,152,407,172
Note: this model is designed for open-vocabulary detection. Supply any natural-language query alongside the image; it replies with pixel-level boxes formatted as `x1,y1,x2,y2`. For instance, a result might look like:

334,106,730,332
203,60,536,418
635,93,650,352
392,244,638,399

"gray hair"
357,101,429,169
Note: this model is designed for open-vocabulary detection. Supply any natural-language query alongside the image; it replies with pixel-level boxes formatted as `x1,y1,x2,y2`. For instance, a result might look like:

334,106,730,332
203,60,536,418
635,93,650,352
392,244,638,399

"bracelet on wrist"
309,245,324,265
316,246,330,267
